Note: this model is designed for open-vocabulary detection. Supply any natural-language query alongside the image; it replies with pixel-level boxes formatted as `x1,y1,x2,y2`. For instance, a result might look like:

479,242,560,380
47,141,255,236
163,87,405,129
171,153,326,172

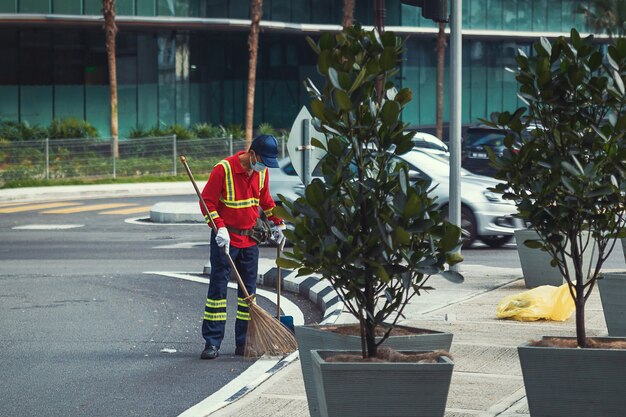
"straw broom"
180,156,297,358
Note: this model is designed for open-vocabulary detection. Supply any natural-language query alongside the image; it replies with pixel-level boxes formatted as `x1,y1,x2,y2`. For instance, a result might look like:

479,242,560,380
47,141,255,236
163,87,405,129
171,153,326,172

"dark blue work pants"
202,233,258,349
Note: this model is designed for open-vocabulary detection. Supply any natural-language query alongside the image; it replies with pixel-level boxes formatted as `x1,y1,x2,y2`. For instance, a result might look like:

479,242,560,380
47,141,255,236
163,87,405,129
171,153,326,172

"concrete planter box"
515,229,595,288
598,272,626,336
311,349,453,417
295,324,453,417
518,337,626,417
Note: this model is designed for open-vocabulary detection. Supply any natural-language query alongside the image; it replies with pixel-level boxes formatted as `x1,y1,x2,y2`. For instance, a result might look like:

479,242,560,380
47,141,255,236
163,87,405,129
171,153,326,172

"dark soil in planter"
324,324,433,337
325,347,452,363
531,337,626,349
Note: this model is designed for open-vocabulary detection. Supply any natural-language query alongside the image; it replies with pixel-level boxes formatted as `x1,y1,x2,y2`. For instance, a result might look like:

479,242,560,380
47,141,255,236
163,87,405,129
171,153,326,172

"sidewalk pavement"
207,263,610,417
0,181,193,203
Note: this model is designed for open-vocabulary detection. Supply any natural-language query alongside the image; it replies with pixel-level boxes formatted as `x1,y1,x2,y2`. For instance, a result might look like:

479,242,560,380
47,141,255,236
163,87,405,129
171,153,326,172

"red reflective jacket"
200,151,282,248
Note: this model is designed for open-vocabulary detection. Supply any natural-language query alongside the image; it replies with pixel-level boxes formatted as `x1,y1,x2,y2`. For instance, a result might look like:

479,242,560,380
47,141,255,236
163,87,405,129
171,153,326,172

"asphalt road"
0,195,316,417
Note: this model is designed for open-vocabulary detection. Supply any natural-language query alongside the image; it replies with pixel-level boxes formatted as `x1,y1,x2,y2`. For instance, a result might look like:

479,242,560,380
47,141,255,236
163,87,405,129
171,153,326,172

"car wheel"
460,206,477,249
479,235,513,248
445,205,477,249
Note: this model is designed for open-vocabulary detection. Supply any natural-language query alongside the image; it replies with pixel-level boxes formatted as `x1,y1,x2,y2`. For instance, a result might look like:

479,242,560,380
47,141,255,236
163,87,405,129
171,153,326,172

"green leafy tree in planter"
275,25,463,359
488,29,626,348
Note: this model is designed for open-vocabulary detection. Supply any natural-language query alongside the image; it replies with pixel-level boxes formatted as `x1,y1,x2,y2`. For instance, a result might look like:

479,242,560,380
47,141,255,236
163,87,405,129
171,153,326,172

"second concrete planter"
295,324,453,417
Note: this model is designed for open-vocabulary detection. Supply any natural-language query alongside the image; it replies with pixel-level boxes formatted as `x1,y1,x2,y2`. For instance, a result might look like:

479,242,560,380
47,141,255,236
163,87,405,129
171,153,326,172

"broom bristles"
244,303,298,359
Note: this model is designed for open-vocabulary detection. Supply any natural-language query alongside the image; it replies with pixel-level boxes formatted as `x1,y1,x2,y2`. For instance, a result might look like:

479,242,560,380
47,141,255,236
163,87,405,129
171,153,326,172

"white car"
268,149,524,248
409,131,449,155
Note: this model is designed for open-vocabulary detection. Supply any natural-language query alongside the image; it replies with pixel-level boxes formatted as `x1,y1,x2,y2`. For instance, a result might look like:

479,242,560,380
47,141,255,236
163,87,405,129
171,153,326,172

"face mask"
251,153,267,172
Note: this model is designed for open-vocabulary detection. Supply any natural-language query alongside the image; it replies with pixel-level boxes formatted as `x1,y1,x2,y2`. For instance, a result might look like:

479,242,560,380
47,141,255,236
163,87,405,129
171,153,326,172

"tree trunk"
436,21,447,140
245,0,264,148
342,0,355,28
103,0,118,159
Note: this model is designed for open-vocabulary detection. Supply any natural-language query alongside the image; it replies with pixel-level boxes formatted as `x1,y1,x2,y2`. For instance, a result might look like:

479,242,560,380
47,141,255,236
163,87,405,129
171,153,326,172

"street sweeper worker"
198,134,286,360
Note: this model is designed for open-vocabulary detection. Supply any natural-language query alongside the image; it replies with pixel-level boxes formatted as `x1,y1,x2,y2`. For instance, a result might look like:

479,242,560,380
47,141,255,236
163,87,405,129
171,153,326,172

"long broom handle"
179,155,252,300
276,237,286,319
276,243,281,319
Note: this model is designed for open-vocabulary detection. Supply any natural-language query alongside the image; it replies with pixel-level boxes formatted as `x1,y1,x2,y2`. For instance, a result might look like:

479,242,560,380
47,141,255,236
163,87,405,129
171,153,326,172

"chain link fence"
0,135,287,183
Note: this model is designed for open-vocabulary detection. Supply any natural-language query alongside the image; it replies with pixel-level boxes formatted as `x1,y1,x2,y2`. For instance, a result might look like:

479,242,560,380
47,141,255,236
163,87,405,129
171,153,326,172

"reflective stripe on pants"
202,233,258,349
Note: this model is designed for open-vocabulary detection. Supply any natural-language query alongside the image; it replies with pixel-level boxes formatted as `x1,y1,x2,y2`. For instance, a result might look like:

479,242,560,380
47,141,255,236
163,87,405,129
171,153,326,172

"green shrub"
193,123,226,138
256,122,277,136
221,123,244,139
48,118,99,139
0,120,47,141
127,126,151,138
164,124,196,140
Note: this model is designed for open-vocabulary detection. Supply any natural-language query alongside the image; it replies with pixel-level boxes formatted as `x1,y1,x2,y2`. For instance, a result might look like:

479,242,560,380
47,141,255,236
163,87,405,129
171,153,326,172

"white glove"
215,227,230,254
272,224,286,244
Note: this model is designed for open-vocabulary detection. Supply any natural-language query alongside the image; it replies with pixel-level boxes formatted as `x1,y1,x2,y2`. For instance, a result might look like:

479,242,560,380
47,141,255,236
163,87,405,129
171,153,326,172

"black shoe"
200,345,219,360
235,346,245,356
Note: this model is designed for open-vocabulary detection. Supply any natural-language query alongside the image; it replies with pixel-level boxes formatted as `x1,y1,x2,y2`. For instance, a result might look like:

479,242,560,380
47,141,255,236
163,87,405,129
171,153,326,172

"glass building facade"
0,0,593,137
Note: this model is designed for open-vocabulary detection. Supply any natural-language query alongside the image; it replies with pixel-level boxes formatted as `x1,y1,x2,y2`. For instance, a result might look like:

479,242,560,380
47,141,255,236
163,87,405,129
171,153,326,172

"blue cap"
250,134,279,168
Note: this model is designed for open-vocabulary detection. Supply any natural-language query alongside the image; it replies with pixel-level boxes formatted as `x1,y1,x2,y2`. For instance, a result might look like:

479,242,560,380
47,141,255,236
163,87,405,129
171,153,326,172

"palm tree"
103,0,118,159
578,0,626,38
245,0,264,148
343,0,355,28
436,9,448,140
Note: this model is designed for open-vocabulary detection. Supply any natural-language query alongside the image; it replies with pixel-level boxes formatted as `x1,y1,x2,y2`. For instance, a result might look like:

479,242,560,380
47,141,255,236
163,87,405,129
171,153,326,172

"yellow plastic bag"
495,283,575,321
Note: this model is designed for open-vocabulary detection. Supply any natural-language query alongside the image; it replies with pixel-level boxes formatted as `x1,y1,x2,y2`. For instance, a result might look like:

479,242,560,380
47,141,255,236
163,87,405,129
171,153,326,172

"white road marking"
153,242,209,249
12,224,84,230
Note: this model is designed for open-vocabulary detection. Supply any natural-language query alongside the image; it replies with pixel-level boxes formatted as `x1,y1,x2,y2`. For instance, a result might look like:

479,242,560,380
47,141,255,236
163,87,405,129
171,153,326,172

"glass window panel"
206,0,228,17
157,33,176,126
401,4,419,27
547,0,562,32
561,0,577,32
533,0,548,31
116,0,135,15
85,32,109,135
20,31,53,125
136,0,156,16
502,0,517,31
137,34,158,129
53,0,81,14
291,0,310,23
311,0,331,24
501,43,523,113
21,86,53,126
0,30,18,119
272,0,291,22
486,0,503,30
0,0,17,13
118,84,137,136
485,43,503,118
53,31,85,120
462,0,470,28
54,31,84,85
157,0,175,16
468,41,487,123
517,0,532,31
229,0,248,19
54,86,84,120
386,0,400,26
84,0,100,15
19,0,50,13
85,85,110,136
470,0,488,29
